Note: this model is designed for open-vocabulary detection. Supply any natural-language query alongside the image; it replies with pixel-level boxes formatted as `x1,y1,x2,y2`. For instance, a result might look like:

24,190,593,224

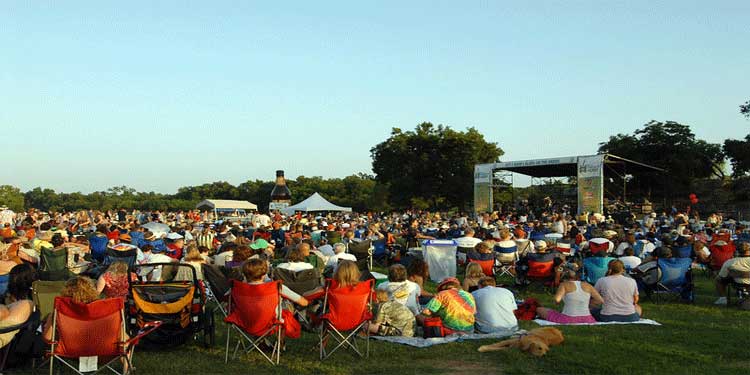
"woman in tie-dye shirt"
419,277,476,333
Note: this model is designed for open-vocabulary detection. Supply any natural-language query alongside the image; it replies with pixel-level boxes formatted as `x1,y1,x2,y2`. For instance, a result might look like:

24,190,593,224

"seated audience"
417,277,476,334
368,290,416,337
537,265,603,324
472,277,518,333
592,260,642,322
377,264,421,315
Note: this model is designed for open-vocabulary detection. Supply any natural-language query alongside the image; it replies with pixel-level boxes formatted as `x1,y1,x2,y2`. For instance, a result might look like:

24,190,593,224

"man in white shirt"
714,242,750,305
325,243,356,270
472,277,518,333
455,228,482,249
618,248,642,270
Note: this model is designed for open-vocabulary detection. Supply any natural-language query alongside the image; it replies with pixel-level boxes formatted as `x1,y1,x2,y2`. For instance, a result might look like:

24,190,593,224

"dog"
477,327,564,357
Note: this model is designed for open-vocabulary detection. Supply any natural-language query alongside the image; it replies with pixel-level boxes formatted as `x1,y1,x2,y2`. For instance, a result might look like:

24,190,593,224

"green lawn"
31,272,750,375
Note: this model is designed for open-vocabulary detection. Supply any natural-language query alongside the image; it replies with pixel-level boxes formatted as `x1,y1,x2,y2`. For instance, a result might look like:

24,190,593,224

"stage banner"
474,164,493,214
577,155,604,215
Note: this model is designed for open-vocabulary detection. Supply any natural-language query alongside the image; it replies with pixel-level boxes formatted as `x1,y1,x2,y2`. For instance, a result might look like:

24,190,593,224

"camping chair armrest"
123,321,163,347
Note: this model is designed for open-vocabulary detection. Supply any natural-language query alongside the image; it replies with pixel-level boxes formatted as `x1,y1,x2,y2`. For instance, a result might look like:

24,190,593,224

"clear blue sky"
2,1,748,193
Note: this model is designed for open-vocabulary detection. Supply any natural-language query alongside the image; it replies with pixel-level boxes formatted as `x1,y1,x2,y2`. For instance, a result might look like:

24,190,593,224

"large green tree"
371,123,503,210
598,120,724,199
724,134,750,177
0,185,25,212
740,100,749,118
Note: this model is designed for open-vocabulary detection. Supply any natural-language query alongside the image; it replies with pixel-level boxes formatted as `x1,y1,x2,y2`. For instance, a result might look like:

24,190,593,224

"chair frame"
318,279,374,360
224,281,284,365
48,298,160,375
650,258,694,304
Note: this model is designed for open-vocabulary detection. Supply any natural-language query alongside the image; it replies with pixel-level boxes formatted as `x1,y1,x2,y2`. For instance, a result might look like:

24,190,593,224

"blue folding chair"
651,257,694,304
582,257,615,285
494,245,518,279
0,274,9,297
371,239,388,267
672,245,693,258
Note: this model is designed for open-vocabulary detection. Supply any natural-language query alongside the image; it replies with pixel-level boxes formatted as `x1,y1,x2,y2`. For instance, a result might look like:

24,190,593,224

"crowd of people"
0,203,748,367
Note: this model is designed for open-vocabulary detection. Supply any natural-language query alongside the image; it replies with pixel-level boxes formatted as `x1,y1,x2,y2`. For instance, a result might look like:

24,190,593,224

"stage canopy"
196,199,258,212
474,153,664,215
281,192,352,215
492,154,664,178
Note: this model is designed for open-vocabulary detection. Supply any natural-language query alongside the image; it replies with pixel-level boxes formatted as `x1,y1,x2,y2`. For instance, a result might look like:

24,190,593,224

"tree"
598,120,725,199
0,185,25,212
371,123,503,209
741,100,750,118
724,134,750,178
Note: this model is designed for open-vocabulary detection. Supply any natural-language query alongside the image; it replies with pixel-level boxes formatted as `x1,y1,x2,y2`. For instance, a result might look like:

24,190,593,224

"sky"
2,1,749,193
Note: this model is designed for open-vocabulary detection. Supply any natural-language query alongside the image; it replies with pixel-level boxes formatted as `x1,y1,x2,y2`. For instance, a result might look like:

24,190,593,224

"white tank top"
561,281,592,317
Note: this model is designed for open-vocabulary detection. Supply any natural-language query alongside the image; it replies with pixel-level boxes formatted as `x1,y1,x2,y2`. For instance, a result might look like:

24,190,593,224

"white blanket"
370,328,523,348
533,319,661,326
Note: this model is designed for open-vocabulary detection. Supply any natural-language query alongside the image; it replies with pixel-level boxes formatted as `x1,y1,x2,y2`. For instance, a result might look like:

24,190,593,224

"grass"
23,270,749,375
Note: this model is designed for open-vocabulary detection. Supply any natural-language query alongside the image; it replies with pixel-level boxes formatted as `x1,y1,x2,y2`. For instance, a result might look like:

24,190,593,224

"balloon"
690,198,699,205
689,193,697,200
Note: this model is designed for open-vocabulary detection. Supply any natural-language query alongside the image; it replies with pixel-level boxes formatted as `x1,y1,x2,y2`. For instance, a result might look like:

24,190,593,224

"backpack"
514,298,539,321
422,317,445,338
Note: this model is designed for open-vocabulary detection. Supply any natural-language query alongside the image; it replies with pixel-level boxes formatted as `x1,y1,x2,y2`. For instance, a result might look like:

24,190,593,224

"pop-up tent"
196,199,258,216
281,192,352,215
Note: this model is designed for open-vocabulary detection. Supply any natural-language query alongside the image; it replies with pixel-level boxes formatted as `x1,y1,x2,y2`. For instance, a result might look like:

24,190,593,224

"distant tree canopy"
740,100,750,118
371,123,503,210
598,120,724,199
724,134,750,177
15,174,383,213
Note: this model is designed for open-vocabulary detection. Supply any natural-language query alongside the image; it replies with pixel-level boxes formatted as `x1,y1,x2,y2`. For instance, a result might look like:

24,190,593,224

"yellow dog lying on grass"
478,327,564,357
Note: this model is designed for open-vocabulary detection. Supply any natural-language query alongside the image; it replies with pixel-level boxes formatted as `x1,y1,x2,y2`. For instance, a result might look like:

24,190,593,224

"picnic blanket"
370,327,523,348
533,319,661,326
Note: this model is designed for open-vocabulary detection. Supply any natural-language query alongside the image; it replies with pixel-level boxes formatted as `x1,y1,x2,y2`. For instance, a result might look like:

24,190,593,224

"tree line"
1,119,748,213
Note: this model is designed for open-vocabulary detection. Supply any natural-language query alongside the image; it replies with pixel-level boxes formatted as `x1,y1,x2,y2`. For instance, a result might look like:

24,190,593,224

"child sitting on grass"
368,290,416,337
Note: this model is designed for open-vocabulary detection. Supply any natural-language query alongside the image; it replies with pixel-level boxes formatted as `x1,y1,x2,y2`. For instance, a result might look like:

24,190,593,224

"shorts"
591,308,640,322
545,310,597,324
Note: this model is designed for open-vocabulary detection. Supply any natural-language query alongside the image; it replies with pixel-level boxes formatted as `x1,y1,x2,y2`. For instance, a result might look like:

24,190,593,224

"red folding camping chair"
710,242,736,275
47,296,160,375
468,259,495,277
318,279,374,360
224,280,285,365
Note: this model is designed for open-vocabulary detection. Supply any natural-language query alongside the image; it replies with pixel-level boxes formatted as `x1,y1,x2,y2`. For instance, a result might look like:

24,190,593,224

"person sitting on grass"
713,242,750,305
407,258,433,305
377,264,421,315
417,277,476,335
472,277,518,333
537,264,603,324
462,262,485,293
368,290,416,337
592,260,642,322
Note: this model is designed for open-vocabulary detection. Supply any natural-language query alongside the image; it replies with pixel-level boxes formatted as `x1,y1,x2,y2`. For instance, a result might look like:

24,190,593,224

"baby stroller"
128,263,215,348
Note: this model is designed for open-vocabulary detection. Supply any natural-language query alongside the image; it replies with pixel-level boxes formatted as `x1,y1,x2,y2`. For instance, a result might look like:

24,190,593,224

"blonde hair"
184,246,204,262
465,262,485,279
333,260,360,288
107,261,128,276
61,276,99,304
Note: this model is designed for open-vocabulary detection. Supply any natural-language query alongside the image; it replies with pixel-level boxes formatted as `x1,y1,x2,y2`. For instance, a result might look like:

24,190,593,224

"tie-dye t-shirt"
424,289,476,332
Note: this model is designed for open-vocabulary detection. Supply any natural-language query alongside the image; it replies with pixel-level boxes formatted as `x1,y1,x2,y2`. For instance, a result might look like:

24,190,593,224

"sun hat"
250,238,270,250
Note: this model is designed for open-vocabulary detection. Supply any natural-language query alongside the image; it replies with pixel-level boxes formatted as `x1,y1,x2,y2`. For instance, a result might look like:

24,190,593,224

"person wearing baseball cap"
417,277,476,335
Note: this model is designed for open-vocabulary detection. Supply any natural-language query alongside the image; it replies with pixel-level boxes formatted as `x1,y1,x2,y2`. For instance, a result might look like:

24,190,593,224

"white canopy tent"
281,192,352,215
196,199,258,215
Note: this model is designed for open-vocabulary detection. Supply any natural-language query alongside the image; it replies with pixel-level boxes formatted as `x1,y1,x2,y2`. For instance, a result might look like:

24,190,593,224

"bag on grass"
422,317,445,338
514,298,539,321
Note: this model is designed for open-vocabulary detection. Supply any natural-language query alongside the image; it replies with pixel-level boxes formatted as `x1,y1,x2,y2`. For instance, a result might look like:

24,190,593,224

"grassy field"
30,271,749,375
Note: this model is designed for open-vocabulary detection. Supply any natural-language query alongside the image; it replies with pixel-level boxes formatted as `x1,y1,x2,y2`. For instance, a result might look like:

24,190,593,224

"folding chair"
0,273,8,297
0,309,41,372
518,258,556,291
672,245,693,259
89,235,109,263
583,256,615,285
494,245,518,279
105,246,138,269
650,257,694,304
319,279,374,360
32,280,67,319
371,239,389,268
39,247,74,281
726,270,750,307
347,240,373,270
48,296,160,375
468,259,495,278
709,242,735,276
201,264,235,318
224,280,284,365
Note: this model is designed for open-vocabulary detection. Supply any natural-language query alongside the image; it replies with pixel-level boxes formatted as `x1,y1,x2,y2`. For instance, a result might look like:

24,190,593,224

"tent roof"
281,192,352,215
490,154,664,178
196,199,257,211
